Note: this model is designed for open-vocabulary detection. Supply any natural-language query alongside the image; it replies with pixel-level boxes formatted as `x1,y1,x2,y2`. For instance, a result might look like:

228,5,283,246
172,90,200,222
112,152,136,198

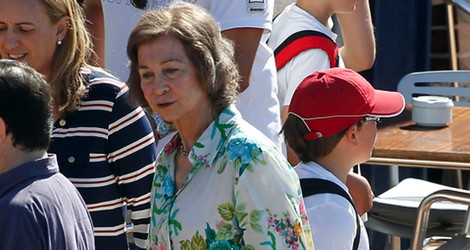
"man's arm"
346,171,374,215
222,28,263,92
83,0,105,67
336,0,375,71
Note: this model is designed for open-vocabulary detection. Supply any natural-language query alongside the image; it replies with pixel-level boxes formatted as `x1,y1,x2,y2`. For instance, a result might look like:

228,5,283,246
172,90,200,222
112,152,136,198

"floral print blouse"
149,106,314,250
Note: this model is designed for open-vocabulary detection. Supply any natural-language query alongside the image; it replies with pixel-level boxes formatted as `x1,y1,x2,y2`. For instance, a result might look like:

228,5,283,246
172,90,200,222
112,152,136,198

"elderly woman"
0,0,157,249
126,3,314,249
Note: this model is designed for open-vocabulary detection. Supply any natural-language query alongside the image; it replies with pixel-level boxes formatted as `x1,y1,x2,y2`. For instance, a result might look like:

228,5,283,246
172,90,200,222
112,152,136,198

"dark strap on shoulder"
274,30,339,70
300,178,360,250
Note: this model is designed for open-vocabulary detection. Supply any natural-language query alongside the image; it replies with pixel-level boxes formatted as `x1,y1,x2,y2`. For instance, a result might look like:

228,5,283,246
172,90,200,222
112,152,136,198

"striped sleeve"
107,87,157,249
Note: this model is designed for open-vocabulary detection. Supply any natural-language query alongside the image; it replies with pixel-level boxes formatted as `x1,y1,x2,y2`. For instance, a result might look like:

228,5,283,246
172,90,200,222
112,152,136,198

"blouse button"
67,156,76,163
59,119,66,126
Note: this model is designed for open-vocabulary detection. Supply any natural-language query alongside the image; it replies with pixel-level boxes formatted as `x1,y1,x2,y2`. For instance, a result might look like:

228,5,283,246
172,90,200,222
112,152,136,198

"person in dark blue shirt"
0,59,95,250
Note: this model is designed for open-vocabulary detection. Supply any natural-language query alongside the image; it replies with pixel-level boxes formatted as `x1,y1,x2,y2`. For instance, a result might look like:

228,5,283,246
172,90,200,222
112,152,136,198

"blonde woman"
0,0,157,249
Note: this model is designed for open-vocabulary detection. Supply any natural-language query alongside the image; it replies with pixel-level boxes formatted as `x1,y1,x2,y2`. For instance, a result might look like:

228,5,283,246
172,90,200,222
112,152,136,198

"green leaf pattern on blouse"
148,106,314,250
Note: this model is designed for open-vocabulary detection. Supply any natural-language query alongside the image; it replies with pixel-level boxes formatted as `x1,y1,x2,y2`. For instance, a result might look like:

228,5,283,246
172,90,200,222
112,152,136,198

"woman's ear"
56,16,71,42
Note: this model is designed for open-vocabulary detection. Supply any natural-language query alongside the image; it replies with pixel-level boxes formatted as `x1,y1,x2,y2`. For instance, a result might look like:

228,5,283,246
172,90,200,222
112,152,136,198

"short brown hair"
283,114,363,162
126,3,240,114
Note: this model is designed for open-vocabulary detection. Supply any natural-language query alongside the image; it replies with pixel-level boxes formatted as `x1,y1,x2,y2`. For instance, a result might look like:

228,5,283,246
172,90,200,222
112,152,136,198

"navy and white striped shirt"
49,68,157,250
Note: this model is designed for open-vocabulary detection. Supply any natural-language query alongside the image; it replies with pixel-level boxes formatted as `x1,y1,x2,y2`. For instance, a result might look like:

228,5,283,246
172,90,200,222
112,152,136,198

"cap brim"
370,90,406,118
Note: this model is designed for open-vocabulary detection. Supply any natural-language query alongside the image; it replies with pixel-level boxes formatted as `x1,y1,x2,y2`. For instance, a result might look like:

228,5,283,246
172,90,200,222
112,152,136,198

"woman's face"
0,0,66,78
137,35,212,126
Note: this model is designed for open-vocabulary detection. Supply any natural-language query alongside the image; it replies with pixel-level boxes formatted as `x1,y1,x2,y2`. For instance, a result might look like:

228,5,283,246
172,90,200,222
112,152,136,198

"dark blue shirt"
0,154,95,249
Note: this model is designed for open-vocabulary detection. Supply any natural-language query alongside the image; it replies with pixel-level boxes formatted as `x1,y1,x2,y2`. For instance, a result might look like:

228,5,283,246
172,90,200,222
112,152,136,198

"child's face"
356,118,378,162
332,0,358,14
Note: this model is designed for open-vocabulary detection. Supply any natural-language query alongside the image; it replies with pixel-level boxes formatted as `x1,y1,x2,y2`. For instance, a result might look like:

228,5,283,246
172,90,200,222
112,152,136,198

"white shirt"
295,161,370,250
268,3,345,108
102,1,142,80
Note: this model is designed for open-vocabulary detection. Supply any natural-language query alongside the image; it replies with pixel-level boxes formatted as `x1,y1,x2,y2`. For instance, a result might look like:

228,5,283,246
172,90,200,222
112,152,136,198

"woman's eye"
140,72,153,80
164,68,178,75
19,26,33,33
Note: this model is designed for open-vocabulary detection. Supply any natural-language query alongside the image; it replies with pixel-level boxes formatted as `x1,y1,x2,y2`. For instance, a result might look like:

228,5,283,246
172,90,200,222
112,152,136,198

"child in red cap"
283,67,405,250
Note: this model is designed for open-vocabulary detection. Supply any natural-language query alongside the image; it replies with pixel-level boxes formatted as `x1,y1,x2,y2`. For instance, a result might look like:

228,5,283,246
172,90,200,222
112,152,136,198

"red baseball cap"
289,68,405,140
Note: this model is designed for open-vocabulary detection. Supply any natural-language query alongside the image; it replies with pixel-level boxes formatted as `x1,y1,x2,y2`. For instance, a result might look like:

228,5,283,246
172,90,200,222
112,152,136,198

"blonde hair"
40,0,93,114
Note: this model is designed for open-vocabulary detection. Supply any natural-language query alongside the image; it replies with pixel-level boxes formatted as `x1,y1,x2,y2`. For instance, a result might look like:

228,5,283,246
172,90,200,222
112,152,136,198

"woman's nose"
152,75,170,96
3,30,20,50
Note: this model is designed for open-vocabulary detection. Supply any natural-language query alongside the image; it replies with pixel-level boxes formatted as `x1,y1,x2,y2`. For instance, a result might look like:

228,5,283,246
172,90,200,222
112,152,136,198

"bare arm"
346,171,374,215
336,0,375,71
222,28,263,92
83,0,105,67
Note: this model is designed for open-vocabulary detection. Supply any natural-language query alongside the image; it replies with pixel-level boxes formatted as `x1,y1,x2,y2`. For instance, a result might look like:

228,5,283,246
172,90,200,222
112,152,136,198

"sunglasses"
130,0,148,10
363,116,381,124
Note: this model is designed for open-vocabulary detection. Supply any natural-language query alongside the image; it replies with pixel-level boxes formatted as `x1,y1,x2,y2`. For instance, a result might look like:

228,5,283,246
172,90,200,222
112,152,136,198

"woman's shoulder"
81,67,129,98
82,67,126,87
213,106,285,165
231,119,279,148
225,120,285,164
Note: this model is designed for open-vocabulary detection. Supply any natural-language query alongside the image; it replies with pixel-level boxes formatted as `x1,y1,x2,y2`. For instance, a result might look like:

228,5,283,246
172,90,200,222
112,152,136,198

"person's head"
0,59,52,152
0,0,92,114
283,67,405,163
126,3,240,119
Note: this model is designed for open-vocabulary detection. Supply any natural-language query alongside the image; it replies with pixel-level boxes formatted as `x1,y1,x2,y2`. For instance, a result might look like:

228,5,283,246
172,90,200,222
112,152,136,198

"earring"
57,39,62,45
